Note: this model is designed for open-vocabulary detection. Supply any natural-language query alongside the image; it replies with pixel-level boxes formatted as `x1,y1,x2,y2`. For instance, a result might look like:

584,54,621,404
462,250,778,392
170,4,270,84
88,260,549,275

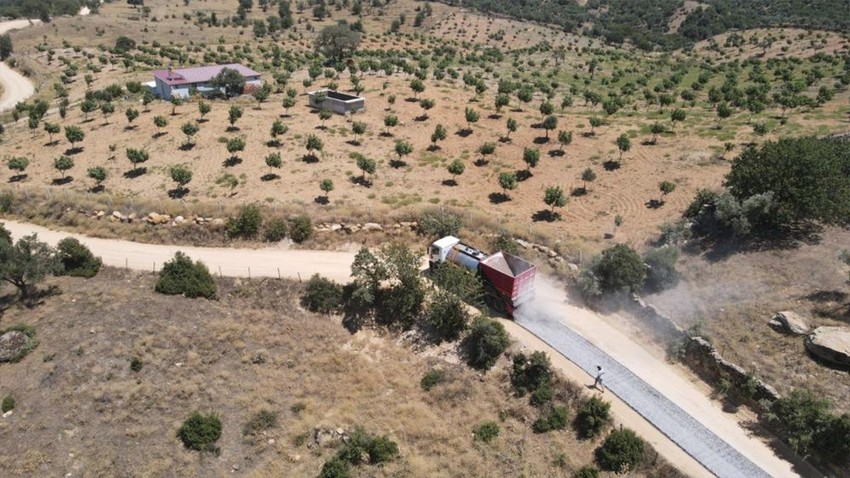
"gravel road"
0,19,38,113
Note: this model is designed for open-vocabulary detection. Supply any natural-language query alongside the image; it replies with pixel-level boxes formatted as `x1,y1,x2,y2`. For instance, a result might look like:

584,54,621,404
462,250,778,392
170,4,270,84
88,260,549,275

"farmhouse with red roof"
150,64,262,100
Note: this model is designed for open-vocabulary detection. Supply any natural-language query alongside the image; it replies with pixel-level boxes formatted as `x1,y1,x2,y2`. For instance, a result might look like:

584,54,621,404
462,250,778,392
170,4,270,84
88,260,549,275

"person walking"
594,365,605,392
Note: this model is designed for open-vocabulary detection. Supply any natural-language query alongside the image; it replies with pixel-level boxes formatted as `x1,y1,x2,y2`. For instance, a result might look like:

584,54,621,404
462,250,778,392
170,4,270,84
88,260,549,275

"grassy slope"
0,268,681,477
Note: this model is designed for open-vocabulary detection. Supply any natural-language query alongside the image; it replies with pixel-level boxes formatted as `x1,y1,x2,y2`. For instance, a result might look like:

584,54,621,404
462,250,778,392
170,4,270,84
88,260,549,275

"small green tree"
588,116,605,136
670,108,687,130
265,152,282,175
649,122,665,144
156,252,217,299
125,148,149,174
464,317,509,370
523,147,540,172
542,114,558,139
226,137,246,163
53,155,74,179
409,78,425,98
543,186,567,217
318,108,333,128
581,167,596,192
44,122,60,143
595,428,645,472
7,157,29,180
498,172,517,199
430,123,447,148
383,114,398,135
305,134,324,159
87,166,107,189
575,397,611,439
593,244,646,293
228,105,243,129
125,107,139,127
355,154,376,183
304,274,343,314
281,96,296,115
464,107,480,132
170,96,183,115
0,234,63,299
180,122,199,146
170,165,193,194
226,204,262,239
447,159,464,185
198,101,211,120
154,115,168,136
319,178,334,200
473,421,500,443
505,117,518,139
177,411,222,452
495,93,510,113
351,121,366,144
557,130,573,154
394,140,413,163
658,180,676,204
289,215,313,243
64,126,85,150
615,134,631,163
56,237,101,278
426,291,470,342
477,142,496,164
269,119,288,146
100,102,115,123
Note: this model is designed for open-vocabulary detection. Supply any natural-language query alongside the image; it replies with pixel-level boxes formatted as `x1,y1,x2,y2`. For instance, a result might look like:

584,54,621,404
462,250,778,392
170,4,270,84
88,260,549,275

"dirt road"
1,219,803,477
2,220,356,283
0,19,38,113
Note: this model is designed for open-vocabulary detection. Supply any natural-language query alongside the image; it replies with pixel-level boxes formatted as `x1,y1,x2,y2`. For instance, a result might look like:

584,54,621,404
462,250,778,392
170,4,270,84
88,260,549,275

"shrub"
177,411,222,452
420,369,446,391
592,244,646,293
263,217,287,242
769,389,832,457
463,317,510,370
337,427,399,466
155,252,217,299
643,245,678,291
289,215,313,243
56,237,101,278
242,409,278,436
429,263,483,304
0,191,12,213
319,457,351,478
303,274,343,314
490,233,519,255
533,405,568,433
817,413,850,465
510,351,553,406
129,356,143,372
418,209,463,238
575,397,611,439
595,428,645,472
473,421,500,442
226,204,262,239
572,465,600,478
1,395,15,413
425,291,470,342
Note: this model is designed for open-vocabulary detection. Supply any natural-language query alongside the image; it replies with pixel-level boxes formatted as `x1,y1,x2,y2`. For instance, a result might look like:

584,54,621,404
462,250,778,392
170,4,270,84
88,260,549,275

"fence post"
298,272,302,283
125,258,128,269
248,267,251,279
218,265,222,277
277,267,281,280
153,262,156,273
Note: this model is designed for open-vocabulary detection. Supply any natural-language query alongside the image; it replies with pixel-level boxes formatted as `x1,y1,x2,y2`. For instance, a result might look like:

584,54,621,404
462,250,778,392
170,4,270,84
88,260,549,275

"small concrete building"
151,64,262,100
308,89,365,114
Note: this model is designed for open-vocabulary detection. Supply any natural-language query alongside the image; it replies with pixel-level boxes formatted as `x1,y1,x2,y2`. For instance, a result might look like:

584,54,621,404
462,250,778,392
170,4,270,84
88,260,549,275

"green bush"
575,397,611,439
319,456,351,478
289,215,313,243
242,409,278,436
429,263,484,304
155,252,217,299
510,351,553,406
177,411,222,452
817,413,850,465
595,428,645,472
336,427,399,466
572,465,600,478
643,245,678,291
56,237,101,278
0,324,38,363
769,389,832,457
490,232,519,255
420,369,445,391
0,191,12,213
473,421,500,442
463,317,510,370
592,244,646,293
425,291,470,342
303,274,343,314
129,356,143,372
226,204,262,239
1,395,15,413
418,209,463,238
533,405,568,433
263,217,287,242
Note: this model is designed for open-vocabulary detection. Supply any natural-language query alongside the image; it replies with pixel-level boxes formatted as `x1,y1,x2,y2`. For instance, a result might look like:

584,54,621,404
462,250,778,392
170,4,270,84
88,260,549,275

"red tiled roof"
152,64,261,86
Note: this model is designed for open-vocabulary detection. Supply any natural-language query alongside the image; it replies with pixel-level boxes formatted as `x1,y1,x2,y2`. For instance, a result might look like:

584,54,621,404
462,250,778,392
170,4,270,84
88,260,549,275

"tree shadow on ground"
389,159,407,169
414,115,428,122
803,290,850,323
51,176,73,185
571,187,588,197
442,179,457,187
474,158,489,167
178,143,195,151
489,192,509,204
533,136,550,144
346,140,362,147
683,222,824,264
549,149,565,157
456,128,473,138
302,154,320,164
88,185,104,193
8,174,27,183
426,144,440,152
645,199,663,209
123,168,146,179
379,131,393,138
152,132,167,139
223,157,242,168
226,125,240,132
2,285,63,311
532,210,560,222
64,147,83,155
168,187,189,199
261,173,280,182
350,176,372,188
488,114,503,120
516,170,532,181
314,196,329,205
603,160,621,171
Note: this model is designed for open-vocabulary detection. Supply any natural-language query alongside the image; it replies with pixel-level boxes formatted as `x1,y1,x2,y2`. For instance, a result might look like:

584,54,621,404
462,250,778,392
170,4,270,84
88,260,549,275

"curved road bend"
0,20,38,113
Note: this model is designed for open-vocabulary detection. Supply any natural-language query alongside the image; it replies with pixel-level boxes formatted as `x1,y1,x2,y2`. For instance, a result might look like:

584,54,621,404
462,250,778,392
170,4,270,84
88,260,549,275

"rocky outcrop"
0,330,29,362
805,326,850,366
768,311,810,336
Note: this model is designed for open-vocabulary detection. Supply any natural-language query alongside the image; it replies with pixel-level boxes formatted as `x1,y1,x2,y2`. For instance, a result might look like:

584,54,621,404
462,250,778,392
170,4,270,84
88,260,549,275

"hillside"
0,268,682,477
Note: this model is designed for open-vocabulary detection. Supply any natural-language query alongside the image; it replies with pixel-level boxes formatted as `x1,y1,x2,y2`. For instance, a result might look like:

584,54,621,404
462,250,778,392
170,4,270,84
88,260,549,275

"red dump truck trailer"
428,236,536,316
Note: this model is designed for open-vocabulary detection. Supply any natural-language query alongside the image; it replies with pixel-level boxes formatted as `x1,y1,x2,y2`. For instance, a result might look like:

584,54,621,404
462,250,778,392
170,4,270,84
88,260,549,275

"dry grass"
0,269,681,477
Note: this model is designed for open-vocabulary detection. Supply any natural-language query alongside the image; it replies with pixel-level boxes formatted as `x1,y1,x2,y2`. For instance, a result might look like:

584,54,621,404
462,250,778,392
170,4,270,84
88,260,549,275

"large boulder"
805,326,850,366
768,311,810,336
0,330,30,362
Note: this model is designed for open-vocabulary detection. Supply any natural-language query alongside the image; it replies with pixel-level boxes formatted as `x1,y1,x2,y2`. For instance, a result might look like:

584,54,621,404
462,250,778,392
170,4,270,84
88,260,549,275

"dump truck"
428,236,536,316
